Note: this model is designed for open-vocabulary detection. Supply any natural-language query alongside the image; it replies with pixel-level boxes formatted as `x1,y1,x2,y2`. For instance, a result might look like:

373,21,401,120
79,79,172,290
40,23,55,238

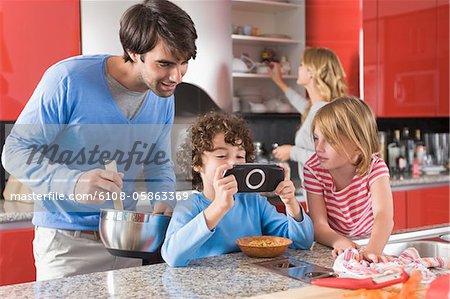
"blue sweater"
161,192,314,267
2,55,176,230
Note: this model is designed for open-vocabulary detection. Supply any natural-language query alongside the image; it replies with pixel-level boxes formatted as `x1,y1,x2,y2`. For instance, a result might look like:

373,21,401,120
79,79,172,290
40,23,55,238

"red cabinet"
0,227,35,286
392,191,407,230
0,0,81,121
393,186,449,230
363,0,448,117
362,0,379,115
305,0,360,96
378,0,437,117
437,0,449,116
406,186,450,228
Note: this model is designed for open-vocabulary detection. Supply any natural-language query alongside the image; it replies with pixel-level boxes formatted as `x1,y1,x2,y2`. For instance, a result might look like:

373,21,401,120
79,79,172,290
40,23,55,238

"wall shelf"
232,72,297,79
231,0,304,111
232,34,302,46
231,0,303,13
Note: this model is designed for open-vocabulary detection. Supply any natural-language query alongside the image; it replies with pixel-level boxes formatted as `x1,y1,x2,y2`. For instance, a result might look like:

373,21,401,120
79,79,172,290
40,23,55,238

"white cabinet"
231,0,305,112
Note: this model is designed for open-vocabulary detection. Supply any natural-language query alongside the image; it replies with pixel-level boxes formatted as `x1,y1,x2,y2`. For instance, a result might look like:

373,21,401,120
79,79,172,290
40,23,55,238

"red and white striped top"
303,154,390,237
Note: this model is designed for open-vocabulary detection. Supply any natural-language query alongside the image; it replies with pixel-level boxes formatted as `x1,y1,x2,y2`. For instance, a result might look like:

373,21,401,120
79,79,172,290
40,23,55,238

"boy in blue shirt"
162,112,313,267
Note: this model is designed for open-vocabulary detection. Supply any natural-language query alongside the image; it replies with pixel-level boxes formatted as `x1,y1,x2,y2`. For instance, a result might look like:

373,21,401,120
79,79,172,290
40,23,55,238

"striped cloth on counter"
333,247,450,283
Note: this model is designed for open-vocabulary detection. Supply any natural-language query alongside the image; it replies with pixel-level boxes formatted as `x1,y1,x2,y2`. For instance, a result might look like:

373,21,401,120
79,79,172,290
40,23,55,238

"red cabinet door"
392,191,407,230
406,186,450,228
377,0,438,117
362,0,379,115
0,228,35,286
0,0,81,121
437,0,449,116
305,0,360,97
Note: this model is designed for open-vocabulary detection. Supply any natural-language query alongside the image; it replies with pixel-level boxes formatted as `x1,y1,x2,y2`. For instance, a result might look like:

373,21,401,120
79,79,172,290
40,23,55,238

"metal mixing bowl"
99,209,171,259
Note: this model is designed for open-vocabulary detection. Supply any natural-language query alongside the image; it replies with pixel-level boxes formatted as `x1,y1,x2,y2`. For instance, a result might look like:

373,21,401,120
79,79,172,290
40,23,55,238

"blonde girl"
304,96,393,263
270,47,347,184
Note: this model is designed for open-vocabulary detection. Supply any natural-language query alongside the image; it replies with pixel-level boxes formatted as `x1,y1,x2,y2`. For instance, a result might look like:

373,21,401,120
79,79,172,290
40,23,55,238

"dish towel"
333,247,450,283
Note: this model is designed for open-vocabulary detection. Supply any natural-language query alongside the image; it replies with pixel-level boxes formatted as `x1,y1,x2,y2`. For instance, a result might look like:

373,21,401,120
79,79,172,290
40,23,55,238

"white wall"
80,0,232,111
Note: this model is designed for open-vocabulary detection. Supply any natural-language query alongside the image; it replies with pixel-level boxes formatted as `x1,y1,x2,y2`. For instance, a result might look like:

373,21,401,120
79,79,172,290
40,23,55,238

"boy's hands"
213,164,238,211
275,163,302,221
275,163,295,204
204,164,238,231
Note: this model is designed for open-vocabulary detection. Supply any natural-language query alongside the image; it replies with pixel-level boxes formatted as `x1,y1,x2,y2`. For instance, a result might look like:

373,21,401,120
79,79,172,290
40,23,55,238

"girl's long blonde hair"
311,96,379,177
302,47,347,121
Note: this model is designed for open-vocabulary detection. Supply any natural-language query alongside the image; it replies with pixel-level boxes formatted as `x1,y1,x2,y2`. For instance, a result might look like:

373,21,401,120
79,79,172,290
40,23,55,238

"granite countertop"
0,243,334,298
0,225,448,298
0,173,448,224
0,200,34,224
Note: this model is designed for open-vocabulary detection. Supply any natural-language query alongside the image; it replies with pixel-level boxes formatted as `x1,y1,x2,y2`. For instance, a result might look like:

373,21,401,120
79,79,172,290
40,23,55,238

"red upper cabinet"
362,0,448,117
362,0,378,115
0,0,81,121
437,0,449,116
377,0,438,117
305,0,360,97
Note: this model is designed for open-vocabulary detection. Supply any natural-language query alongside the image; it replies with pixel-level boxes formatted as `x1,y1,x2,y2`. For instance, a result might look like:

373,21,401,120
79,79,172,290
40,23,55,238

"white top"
284,88,327,184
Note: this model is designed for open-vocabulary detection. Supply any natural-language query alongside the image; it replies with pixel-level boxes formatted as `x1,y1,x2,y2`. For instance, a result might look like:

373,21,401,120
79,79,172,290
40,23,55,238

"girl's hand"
272,145,292,161
359,250,393,263
332,239,360,258
213,164,238,211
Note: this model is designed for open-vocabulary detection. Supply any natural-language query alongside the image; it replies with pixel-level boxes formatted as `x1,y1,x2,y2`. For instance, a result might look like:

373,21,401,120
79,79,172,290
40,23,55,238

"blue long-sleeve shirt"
161,192,314,267
2,55,176,230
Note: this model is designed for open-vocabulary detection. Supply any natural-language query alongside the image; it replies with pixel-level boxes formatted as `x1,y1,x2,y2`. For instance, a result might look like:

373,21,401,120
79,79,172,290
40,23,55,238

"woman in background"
270,47,347,185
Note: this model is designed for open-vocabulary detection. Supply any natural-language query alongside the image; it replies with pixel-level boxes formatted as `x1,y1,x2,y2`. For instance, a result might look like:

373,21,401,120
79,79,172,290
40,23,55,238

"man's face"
136,40,189,97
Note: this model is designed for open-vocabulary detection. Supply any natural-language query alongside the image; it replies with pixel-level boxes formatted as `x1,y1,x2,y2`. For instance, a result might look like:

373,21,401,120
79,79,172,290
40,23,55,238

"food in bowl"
236,236,292,258
99,209,171,259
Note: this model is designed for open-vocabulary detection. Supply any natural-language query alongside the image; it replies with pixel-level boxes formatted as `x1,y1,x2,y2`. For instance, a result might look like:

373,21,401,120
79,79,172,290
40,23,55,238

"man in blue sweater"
2,0,197,280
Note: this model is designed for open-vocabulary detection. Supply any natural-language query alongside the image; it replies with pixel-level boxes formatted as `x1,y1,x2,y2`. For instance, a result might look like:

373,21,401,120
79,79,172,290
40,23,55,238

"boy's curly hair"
177,111,255,191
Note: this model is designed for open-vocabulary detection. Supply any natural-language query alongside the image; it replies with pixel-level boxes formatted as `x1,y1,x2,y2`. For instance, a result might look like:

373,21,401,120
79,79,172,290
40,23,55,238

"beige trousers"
33,227,142,281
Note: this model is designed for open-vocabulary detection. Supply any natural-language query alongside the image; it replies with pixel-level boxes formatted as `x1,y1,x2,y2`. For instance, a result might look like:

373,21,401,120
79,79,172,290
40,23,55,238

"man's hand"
74,168,123,204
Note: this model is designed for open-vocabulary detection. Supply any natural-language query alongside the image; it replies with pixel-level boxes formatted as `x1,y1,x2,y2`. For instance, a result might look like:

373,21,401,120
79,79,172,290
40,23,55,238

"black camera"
223,163,284,193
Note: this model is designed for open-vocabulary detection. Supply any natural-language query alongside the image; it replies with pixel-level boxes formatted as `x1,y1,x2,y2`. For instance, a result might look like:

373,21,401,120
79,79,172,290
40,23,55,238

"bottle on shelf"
387,130,401,173
414,129,426,166
270,143,280,163
378,131,387,162
253,142,268,163
400,127,414,172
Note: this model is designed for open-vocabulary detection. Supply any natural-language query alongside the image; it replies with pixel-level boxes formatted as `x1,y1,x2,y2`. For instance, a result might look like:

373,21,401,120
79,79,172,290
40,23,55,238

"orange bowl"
236,236,292,258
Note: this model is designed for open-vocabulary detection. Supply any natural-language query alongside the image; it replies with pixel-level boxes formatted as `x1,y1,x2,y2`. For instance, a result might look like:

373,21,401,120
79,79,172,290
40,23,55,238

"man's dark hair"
120,0,197,63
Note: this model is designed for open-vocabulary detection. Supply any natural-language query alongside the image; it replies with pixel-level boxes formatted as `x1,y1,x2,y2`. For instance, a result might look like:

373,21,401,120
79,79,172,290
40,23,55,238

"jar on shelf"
280,56,291,75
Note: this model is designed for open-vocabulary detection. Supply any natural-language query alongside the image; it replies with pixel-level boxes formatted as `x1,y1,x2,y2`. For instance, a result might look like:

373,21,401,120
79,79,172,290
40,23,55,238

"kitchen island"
0,226,449,298
0,244,335,298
